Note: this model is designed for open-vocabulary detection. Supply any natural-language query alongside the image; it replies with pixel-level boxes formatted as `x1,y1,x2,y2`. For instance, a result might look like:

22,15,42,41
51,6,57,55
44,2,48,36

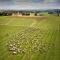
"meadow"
0,15,60,60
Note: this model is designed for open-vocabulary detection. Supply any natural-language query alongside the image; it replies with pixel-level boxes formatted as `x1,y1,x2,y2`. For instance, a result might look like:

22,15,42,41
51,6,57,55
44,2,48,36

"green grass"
0,15,60,60
0,16,34,26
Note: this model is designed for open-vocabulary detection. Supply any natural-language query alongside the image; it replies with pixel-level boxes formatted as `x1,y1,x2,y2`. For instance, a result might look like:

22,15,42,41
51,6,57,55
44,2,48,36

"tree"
56,10,60,16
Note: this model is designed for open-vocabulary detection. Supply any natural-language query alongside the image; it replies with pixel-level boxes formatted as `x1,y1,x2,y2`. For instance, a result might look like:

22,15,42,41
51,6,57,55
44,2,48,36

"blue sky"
0,0,60,10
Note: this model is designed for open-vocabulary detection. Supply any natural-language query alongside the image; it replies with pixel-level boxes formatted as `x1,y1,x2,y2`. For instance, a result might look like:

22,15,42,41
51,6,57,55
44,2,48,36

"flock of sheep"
7,28,55,55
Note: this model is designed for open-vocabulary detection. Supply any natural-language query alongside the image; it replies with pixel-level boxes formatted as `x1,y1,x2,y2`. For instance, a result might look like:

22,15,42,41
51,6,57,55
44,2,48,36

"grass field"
0,15,60,60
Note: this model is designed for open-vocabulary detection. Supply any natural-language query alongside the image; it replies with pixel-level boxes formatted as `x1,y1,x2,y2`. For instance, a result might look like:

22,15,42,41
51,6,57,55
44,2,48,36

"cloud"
0,0,14,5
0,0,60,9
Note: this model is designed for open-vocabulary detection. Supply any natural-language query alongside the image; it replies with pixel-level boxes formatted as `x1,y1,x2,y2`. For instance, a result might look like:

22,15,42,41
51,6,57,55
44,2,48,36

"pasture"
0,15,60,60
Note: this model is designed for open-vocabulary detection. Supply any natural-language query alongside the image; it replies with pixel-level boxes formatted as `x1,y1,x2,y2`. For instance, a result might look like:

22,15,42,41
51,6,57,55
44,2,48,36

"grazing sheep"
13,51,17,55
17,48,20,53
9,44,13,47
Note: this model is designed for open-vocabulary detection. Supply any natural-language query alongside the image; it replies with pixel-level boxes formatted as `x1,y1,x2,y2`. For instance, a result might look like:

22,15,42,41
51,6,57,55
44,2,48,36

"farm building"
30,12,35,16
12,12,22,16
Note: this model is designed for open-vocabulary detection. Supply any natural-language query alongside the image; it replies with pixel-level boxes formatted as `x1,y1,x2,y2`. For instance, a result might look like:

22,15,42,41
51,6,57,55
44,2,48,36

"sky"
0,0,60,10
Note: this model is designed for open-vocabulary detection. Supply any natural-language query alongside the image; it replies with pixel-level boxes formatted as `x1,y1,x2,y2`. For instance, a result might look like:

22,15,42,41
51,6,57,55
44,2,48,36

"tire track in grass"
5,19,14,25
45,22,60,60
0,19,14,25
54,31,60,60
0,36,11,60
45,22,59,60
43,19,58,60
54,23,60,60
0,45,9,60
44,30,56,60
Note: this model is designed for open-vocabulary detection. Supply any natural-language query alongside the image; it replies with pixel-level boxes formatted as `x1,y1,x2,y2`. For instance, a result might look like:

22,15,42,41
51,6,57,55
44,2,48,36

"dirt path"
30,20,37,27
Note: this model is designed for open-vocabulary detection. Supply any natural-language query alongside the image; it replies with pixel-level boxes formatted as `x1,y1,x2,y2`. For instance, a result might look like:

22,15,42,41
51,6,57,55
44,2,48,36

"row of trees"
0,10,60,16
0,12,12,16
48,10,60,16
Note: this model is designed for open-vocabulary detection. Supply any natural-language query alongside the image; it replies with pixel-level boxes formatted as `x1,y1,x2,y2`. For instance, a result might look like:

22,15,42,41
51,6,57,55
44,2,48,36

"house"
30,12,35,16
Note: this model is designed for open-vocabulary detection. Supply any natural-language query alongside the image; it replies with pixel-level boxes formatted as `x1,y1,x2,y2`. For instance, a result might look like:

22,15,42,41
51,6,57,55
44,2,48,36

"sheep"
13,51,17,55
9,44,13,47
